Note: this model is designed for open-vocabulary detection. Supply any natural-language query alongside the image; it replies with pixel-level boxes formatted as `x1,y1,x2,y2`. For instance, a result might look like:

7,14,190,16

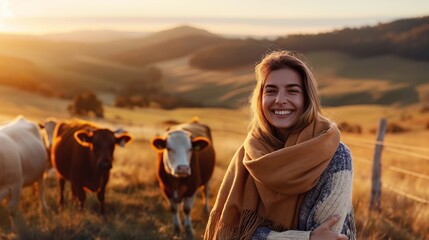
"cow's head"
39,118,58,154
151,130,210,177
74,128,132,171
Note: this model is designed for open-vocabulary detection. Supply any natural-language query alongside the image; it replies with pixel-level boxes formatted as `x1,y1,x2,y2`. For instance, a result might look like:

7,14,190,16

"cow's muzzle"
98,161,112,170
174,165,191,177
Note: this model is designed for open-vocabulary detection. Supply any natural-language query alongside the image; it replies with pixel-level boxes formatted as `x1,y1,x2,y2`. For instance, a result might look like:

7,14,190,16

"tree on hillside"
68,91,104,118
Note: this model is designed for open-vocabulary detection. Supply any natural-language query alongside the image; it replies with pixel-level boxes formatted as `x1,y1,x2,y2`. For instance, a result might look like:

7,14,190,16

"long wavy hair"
249,50,323,141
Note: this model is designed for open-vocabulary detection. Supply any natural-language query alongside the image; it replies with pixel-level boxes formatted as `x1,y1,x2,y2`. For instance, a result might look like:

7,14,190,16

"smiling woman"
204,50,356,240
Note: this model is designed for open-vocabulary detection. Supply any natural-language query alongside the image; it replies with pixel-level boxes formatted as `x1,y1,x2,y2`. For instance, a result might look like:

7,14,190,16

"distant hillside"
0,20,428,108
0,34,168,101
274,16,429,60
94,25,217,56
41,30,151,43
188,16,429,71
188,39,270,70
0,34,93,55
0,55,60,97
112,34,224,66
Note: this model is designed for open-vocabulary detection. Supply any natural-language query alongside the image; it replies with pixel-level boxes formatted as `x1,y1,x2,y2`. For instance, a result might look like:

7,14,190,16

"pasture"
0,88,428,239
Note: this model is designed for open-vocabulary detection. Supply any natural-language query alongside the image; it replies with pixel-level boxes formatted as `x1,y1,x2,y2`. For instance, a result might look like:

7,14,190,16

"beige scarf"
204,116,340,240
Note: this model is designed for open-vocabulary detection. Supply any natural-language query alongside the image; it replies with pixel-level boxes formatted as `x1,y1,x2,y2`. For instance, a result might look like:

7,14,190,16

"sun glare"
0,0,15,32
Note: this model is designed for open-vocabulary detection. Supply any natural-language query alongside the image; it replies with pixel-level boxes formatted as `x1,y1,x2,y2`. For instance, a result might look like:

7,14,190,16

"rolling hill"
0,17,428,108
41,30,151,43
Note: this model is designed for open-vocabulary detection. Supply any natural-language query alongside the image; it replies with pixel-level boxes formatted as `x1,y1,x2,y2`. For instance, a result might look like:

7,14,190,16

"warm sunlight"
0,1,428,239
0,0,14,31
0,0,428,36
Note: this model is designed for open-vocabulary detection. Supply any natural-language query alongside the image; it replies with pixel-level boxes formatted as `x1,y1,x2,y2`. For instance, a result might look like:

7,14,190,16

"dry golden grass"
0,92,428,239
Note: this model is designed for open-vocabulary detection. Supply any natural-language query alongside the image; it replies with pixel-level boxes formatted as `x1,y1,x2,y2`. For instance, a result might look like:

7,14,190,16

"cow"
151,119,215,240
39,118,58,158
51,119,132,214
0,116,49,238
39,118,58,176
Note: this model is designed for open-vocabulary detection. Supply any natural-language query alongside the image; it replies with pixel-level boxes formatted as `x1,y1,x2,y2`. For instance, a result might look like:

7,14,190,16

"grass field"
0,89,428,239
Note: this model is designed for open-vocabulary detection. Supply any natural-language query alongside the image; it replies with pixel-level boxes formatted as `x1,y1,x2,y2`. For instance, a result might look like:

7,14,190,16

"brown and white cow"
151,119,215,239
0,116,49,237
51,119,132,214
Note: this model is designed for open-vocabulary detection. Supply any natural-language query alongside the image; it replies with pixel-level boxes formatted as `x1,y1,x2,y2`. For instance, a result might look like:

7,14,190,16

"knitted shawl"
204,116,340,240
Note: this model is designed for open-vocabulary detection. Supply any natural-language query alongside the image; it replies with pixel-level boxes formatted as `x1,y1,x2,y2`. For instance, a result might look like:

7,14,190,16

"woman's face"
262,68,305,139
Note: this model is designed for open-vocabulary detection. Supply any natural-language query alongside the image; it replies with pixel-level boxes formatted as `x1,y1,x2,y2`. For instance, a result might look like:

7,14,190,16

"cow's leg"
97,190,105,215
37,177,49,213
58,177,66,208
168,198,181,236
0,187,9,202
0,187,11,218
203,181,211,215
71,183,78,202
97,175,109,215
8,185,29,239
73,184,86,211
8,186,22,227
183,195,195,240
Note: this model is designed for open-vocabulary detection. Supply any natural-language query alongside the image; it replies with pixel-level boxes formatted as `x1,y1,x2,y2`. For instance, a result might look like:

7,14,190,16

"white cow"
39,117,58,155
39,118,58,174
0,116,49,236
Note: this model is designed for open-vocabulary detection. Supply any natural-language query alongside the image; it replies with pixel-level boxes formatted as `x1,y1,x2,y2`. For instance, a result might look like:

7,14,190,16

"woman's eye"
265,88,276,94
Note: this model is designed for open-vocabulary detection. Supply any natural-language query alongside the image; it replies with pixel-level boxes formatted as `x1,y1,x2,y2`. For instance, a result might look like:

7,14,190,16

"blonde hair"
249,50,323,140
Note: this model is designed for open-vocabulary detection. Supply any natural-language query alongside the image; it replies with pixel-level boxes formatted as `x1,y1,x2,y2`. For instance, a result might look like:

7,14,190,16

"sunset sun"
0,0,14,32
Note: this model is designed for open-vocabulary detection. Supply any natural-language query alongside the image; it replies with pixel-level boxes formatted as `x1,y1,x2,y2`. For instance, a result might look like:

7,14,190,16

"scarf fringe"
204,209,288,240
204,210,237,240
237,209,266,240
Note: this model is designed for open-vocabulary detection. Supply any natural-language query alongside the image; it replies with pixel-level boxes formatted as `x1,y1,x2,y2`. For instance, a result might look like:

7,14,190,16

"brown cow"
151,119,215,240
51,119,132,214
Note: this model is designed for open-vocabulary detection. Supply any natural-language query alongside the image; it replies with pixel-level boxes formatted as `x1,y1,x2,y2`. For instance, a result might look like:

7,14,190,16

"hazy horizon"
0,15,417,38
1,0,428,37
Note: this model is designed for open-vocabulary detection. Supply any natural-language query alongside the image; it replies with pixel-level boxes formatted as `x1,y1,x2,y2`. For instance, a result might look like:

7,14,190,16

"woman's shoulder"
335,142,351,157
327,142,353,173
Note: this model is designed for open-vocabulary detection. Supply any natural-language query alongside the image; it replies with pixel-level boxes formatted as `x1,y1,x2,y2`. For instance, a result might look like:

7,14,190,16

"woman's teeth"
274,110,292,115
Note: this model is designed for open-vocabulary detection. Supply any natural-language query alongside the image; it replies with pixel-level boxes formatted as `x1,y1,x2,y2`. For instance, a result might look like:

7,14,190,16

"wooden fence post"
370,118,387,211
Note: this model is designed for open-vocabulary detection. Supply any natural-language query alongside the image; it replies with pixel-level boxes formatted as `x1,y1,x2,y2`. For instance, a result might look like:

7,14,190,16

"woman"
204,50,356,240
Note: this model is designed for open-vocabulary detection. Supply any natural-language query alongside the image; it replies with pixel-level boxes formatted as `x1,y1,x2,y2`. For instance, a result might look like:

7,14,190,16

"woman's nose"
275,93,288,104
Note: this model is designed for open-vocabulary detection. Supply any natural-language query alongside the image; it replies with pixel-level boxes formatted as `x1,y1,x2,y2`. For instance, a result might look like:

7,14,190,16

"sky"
0,0,428,36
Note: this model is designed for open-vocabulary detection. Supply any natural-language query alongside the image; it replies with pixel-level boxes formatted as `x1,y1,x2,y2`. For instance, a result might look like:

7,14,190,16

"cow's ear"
192,137,210,152
116,134,132,147
151,137,167,150
74,130,93,147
